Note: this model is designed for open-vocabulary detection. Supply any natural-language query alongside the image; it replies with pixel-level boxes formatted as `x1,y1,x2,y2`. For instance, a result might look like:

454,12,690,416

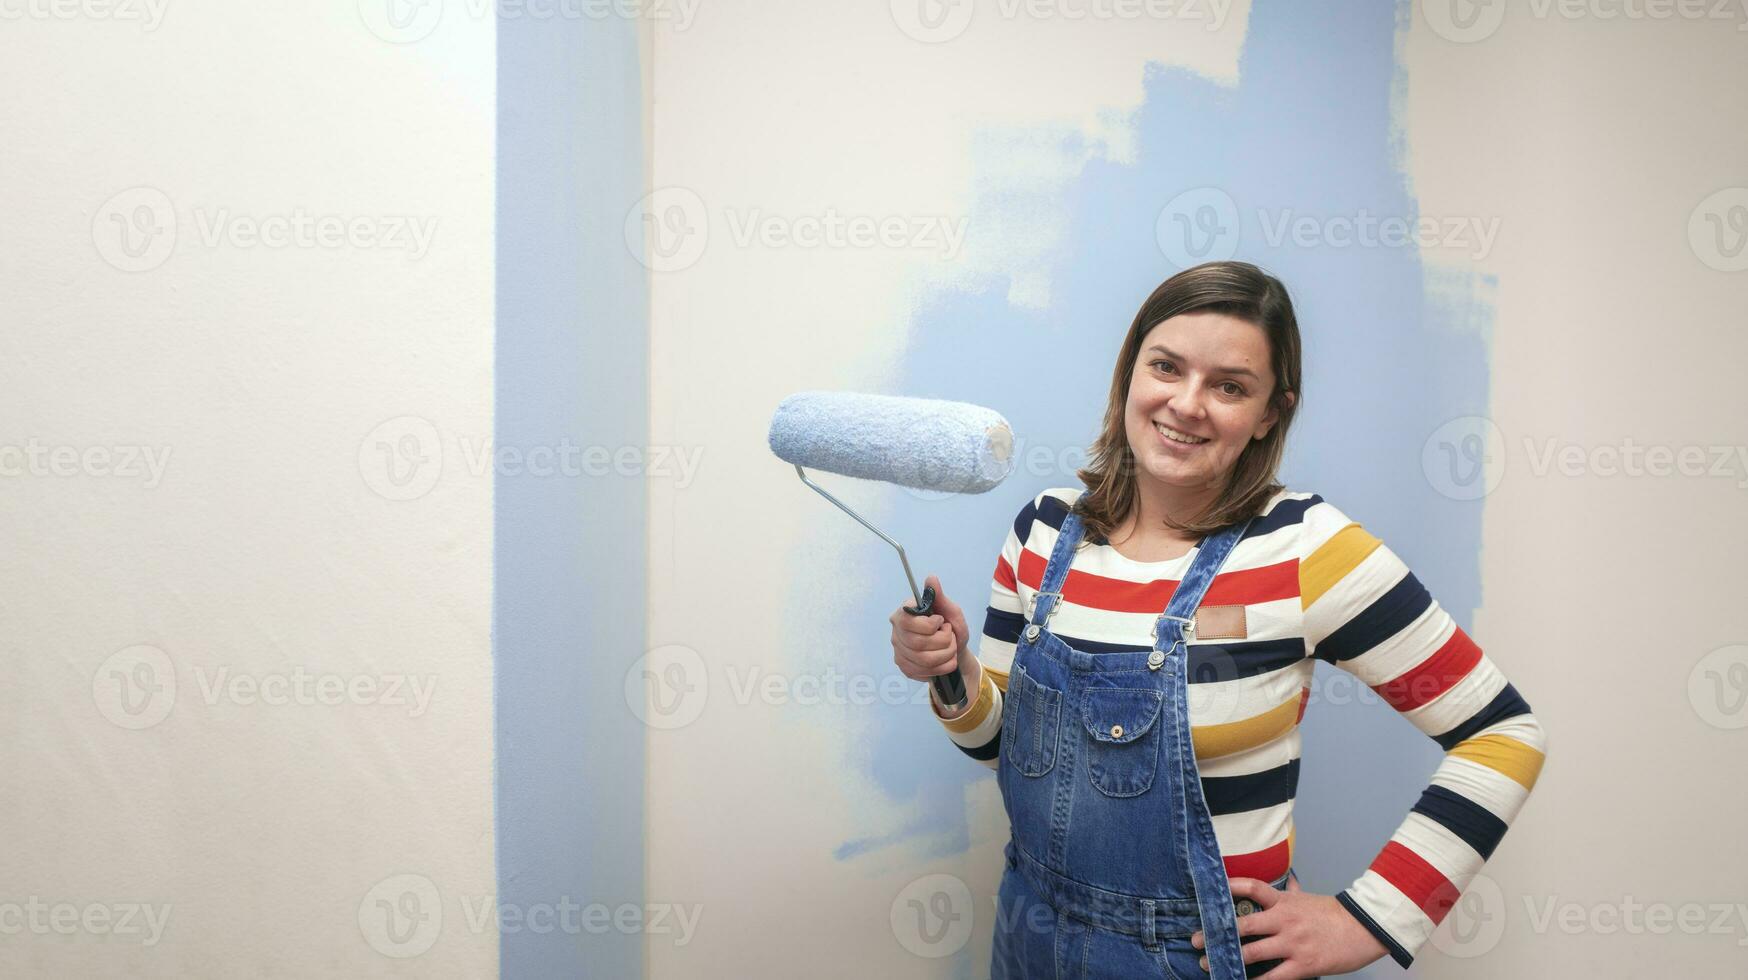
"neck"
1131,477,1222,538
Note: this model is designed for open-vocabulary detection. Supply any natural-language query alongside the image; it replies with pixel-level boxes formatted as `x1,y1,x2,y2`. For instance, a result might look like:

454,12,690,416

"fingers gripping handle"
905,584,968,710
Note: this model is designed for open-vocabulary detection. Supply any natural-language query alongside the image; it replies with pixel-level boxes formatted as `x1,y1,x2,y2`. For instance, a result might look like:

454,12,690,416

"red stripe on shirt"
1371,841,1461,925
1015,547,1300,613
1202,559,1299,607
994,554,1017,592
1223,834,1291,884
1375,625,1483,712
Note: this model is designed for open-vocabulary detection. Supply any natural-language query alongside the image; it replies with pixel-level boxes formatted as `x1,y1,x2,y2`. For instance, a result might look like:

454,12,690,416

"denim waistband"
1007,840,1288,944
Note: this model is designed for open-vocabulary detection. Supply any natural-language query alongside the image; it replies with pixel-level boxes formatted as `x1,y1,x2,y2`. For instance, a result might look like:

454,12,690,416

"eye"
1150,359,1176,375
1219,381,1246,397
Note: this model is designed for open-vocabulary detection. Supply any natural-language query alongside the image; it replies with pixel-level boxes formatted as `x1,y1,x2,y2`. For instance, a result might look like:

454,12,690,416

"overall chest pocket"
1080,687,1165,798
1003,662,1062,778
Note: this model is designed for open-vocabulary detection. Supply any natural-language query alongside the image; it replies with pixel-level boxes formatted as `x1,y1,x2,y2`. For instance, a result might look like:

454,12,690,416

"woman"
889,261,1548,979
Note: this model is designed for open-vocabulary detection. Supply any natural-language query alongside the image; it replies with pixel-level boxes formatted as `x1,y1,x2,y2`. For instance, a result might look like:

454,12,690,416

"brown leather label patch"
1194,604,1248,640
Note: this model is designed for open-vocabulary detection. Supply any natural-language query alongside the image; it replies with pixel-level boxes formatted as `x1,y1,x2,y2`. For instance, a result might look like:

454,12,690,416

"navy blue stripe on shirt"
954,727,1000,762
1312,571,1432,665
1202,758,1301,816
1410,783,1508,860
1433,683,1532,751
982,606,1026,645
1188,637,1309,682
1244,492,1321,539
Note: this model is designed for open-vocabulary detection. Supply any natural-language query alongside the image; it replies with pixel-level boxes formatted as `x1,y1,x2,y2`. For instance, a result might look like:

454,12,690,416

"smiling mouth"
1154,421,1210,446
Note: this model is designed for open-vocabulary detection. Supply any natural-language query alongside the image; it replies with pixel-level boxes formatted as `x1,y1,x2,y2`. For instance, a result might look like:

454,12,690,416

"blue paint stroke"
496,10,648,980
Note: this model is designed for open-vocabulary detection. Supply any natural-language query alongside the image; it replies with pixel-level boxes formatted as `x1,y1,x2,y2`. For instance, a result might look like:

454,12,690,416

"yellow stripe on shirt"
1448,733,1546,791
1192,693,1302,759
939,670,999,736
1300,522,1382,610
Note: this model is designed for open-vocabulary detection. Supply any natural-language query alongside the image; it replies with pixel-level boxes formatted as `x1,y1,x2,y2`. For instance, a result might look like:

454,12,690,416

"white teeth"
1155,422,1208,445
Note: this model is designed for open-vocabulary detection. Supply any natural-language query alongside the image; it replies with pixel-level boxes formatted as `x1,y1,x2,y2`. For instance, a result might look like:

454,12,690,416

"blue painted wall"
496,11,647,979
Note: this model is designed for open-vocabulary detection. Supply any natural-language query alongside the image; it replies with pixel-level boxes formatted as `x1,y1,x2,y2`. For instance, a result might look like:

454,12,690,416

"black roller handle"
904,583,968,710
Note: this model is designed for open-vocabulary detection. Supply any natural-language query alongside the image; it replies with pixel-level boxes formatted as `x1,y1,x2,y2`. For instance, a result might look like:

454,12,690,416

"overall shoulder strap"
1027,505,1083,626
1159,517,1255,626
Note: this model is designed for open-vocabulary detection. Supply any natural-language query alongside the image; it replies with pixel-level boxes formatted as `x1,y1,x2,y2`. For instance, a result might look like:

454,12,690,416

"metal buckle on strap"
1025,589,1062,620
1154,612,1195,644
1158,612,1196,635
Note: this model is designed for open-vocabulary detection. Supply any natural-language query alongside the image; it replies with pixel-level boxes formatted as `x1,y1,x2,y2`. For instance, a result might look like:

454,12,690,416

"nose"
1167,381,1208,422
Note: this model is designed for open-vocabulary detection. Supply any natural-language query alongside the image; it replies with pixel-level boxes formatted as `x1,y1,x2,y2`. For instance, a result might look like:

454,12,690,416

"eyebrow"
1144,345,1262,381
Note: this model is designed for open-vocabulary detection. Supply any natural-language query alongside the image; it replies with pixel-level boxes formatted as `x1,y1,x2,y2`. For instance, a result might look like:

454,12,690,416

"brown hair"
1072,260,1302,542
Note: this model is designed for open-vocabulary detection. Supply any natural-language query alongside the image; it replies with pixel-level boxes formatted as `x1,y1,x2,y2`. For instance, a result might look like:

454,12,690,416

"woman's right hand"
890,574,980,718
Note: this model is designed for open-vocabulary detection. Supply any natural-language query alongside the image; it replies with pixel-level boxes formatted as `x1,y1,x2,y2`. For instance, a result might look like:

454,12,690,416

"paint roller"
767,390,1016,711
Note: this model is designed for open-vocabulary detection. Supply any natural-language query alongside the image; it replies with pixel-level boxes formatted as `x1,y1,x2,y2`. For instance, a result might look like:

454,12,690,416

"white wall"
1403,7,1748,975
0,6,497,977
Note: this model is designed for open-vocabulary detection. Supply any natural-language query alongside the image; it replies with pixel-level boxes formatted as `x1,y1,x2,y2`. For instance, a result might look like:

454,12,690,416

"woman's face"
1124,310,1284,497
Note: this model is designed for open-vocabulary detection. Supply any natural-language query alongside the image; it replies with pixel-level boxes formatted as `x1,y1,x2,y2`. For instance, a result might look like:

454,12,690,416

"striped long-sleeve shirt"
929,486,1549,968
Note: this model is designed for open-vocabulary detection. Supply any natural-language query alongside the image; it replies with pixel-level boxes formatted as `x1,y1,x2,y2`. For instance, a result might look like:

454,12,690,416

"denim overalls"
991,507,1300,980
